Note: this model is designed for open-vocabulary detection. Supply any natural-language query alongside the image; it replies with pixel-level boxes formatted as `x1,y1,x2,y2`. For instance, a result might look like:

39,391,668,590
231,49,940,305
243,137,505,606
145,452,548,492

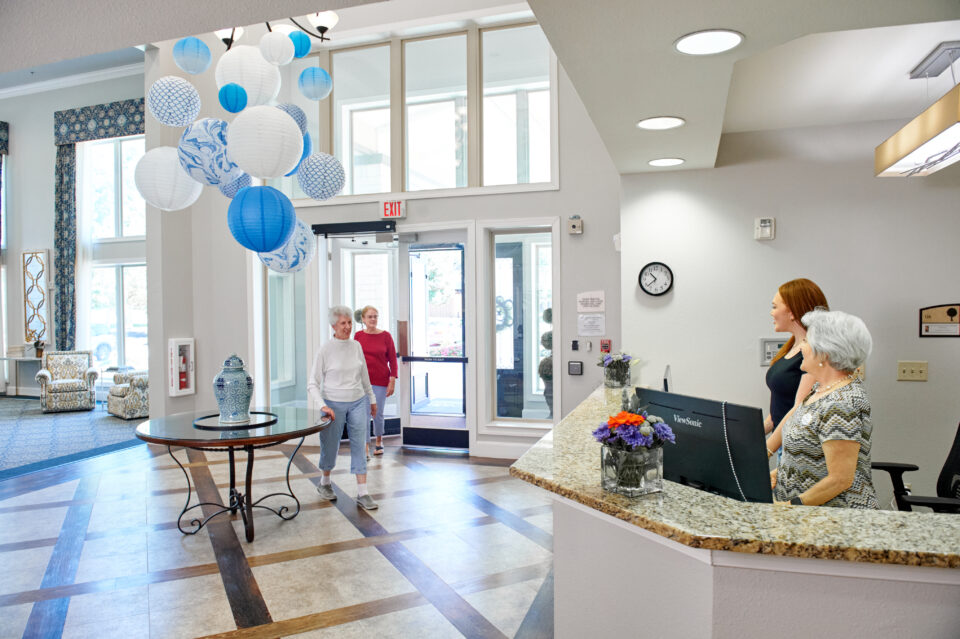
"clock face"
638,262,673,296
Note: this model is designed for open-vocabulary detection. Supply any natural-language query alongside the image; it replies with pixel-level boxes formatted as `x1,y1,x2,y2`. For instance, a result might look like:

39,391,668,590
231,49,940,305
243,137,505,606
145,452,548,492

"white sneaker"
356,494,378,510
316,484,337,501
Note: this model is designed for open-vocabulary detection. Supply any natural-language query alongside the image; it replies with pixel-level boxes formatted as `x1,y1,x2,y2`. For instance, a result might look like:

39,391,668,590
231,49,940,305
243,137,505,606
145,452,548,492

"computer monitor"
634,387,773,503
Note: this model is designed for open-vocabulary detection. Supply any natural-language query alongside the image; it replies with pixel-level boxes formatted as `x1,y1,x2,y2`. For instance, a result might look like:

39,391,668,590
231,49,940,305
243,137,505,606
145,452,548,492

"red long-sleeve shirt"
354,330,398,387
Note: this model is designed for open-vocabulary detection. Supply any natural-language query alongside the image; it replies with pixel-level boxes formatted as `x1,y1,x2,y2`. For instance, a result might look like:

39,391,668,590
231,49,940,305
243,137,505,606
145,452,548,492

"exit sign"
381,200,406,219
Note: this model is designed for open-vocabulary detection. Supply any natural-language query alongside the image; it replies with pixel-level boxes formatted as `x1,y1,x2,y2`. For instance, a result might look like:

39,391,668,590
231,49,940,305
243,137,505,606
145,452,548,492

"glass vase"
601,445,663,497
604,366,632,388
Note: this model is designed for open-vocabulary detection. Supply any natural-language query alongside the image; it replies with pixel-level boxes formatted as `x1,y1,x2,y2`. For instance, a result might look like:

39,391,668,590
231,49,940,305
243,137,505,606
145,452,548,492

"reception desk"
510,386,960,638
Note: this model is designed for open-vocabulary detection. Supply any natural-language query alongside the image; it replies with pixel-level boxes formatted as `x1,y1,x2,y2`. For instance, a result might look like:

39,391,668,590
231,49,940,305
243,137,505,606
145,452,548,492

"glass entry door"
399,237,468,449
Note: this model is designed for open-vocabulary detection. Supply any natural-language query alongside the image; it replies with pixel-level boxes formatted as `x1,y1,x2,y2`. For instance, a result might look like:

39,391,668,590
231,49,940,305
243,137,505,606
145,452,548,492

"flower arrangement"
598,352,636,387
592,411,675,451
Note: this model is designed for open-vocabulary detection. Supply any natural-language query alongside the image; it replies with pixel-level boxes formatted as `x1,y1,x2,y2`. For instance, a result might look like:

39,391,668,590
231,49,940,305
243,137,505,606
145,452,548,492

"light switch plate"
754,217,775,240
897,361,928,381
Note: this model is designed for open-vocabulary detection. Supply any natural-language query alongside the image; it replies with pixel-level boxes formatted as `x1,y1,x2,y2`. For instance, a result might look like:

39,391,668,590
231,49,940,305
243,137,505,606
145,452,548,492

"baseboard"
470,439,536,460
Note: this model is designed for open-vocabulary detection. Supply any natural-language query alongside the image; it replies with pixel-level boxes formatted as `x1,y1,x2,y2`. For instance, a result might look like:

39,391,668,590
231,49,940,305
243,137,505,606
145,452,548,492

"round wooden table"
136,407,331,541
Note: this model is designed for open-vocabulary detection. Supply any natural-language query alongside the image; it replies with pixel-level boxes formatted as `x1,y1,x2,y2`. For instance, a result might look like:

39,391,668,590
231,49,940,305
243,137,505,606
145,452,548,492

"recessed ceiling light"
675,29,743,55
636,116,686,130
649,158,685,167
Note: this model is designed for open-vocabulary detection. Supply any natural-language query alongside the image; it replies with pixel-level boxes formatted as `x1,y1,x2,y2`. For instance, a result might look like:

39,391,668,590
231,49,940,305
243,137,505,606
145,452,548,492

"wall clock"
638,261,673,296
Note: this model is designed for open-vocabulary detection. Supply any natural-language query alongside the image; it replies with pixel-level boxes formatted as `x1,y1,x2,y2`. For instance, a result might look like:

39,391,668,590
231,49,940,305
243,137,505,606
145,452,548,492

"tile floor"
0,439,554,638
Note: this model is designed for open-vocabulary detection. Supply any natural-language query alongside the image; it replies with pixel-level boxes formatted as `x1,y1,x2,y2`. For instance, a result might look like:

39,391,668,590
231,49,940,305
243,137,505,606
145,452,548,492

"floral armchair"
107,370,149,420
35,350,98,413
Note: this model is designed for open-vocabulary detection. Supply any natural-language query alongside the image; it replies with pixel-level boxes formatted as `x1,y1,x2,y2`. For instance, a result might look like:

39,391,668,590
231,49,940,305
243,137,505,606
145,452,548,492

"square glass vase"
601,445,663,497
604,366,631,388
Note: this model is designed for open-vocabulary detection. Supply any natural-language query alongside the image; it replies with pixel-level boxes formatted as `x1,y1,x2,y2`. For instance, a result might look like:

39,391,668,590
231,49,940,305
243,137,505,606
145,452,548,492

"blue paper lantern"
227,186,296,252
284,133,312,177
298,67,332,101
218,173,251,199
289,31,311,58
218,83,248,113
147,76,201,126
296,153,345,201
258,219,316,273
276,103,308,135
177,118,242,186
173,37,211,74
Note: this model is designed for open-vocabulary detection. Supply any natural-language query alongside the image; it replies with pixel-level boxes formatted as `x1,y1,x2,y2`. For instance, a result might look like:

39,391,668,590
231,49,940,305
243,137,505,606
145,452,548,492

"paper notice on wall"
578,313,605,336
577,290,605,312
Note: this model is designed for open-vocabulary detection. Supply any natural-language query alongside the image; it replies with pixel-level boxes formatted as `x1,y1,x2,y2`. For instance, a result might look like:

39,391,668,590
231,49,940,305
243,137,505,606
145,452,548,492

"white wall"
620,120,960,502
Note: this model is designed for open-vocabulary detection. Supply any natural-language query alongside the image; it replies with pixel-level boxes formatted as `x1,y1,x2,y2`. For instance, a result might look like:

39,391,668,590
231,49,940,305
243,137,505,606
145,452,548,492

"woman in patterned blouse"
771,309,880,509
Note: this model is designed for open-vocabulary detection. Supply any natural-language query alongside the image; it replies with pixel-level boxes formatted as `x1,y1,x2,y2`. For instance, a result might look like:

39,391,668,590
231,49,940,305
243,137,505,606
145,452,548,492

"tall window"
268,271,295,387
404,34,469,191
79,136,145,239
90,264,147,369
482,25,552,186
333,45,391,195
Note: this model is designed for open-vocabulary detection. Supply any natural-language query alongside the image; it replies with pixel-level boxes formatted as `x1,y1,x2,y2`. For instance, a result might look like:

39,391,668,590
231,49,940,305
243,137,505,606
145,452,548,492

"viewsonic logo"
674,414,702,428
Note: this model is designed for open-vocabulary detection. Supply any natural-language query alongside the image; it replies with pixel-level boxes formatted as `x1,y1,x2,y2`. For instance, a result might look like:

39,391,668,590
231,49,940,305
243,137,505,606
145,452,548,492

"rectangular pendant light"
875,82,960,177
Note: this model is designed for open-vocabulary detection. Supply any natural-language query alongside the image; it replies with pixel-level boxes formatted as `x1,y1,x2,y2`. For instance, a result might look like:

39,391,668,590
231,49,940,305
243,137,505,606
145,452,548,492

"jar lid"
222,353,245,369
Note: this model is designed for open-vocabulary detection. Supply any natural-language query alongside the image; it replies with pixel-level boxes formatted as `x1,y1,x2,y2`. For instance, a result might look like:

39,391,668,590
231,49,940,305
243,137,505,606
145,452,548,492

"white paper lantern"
147,76,201,126
214,45,281,106
297,153,345,201
134,146,203,211
227,105,304,178
259,31,295,66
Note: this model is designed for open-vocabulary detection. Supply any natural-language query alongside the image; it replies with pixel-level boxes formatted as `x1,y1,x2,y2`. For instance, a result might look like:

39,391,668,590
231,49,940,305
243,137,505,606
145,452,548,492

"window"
405,34,469,191
89,264,147,369
79,136,145,239
482,25,552,186
333,45,391,195
268,271,296,387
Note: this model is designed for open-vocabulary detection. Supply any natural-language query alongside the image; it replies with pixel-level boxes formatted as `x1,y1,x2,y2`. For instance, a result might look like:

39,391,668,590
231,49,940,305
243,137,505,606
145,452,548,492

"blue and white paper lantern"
276,103,308,135
284,133,312,177
298,67,332,101
227,186,296,252
173,37,211,74
215,45,281,106
147,76,201,126
177,118,242,186
258,219,315,273
218,83,247,113
218,172,251,199
297,152,345,201
289,31,311,58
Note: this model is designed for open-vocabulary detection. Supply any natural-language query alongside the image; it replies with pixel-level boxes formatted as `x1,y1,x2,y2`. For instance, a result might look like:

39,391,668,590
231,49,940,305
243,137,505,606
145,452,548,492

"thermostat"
754,217,775,240
568,361,583,375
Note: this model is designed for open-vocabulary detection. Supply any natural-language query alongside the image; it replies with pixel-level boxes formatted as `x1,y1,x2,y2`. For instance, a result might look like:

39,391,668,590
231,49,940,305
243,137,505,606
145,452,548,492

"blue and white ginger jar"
213,354,254,424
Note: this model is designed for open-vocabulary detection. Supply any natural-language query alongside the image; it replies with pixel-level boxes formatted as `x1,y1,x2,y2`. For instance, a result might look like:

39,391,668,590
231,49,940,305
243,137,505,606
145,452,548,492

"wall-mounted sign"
919,304,960,337
381,200,406,219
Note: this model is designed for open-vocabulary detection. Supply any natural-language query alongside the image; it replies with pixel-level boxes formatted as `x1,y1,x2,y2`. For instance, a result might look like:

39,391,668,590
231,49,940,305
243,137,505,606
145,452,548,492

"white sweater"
307,338,376,407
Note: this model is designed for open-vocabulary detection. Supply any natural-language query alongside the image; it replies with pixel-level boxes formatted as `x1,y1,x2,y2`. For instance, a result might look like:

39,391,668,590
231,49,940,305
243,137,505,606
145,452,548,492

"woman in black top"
764,278,829,457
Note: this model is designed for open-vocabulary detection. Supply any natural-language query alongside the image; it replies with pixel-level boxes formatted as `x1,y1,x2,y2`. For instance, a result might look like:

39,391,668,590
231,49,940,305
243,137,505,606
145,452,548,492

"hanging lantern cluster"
135,27,349,273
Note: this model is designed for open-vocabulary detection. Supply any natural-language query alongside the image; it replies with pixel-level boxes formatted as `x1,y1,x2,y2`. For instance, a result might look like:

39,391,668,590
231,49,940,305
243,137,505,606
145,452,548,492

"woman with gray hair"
307,305,379,510
771,309,880,509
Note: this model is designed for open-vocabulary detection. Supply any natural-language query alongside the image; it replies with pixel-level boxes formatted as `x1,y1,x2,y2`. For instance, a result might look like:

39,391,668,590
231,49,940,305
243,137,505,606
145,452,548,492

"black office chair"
872,422,960,513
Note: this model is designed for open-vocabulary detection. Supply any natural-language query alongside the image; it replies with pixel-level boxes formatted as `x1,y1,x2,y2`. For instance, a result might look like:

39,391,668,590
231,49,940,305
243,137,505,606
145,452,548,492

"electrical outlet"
897,361,928,381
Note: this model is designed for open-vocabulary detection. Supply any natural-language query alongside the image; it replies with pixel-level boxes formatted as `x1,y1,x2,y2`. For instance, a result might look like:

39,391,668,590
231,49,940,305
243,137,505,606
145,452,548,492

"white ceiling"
527,0,960,174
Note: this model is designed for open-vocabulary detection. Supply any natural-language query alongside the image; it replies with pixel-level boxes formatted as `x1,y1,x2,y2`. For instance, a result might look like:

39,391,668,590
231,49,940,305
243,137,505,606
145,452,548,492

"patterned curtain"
52,99,143,350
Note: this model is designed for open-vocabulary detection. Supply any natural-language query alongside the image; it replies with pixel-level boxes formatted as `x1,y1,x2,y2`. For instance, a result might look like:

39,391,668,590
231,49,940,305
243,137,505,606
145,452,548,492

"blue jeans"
319,397,368,475
370,385,388,438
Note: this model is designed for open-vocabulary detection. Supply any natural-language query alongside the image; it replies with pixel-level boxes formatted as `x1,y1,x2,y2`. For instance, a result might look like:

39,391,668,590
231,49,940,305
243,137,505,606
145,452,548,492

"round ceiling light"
636,116,686,130
675,29,743,55
649,158,685,167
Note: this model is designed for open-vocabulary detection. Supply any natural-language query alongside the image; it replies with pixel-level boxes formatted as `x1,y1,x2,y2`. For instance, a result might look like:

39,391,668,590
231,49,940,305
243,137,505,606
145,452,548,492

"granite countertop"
510,385,960,568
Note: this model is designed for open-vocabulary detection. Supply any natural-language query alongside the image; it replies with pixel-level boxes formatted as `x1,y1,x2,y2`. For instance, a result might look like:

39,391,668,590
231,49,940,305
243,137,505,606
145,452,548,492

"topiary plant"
538,355,553,381
540,330,552,351
542,307,552,324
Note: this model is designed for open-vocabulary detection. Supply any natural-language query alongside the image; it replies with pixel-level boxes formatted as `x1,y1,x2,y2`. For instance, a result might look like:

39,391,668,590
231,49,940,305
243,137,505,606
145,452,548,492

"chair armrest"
902,495,960,514
85,368,99,385
130,375,149,389
36,369,51,385
871,461,920,473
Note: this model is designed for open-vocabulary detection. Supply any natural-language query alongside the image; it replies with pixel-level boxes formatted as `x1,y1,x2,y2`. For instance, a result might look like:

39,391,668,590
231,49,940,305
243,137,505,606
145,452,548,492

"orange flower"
606,411,645,429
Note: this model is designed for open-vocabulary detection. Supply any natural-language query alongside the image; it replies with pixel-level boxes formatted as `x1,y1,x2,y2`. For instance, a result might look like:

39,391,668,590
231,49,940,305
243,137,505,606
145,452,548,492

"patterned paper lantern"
298,67,332,101
289,31,311,58
134,146,203,211
297,152,345,201
284,133,312,177
218,172,251,199
227,105,303,178
173,37,211,74
214,45,281,106
227,186,296,252
177,118,242,186
259,31,295,66
147,76,201,126
258,218,316,273
218,83,247,113
276,103,308,135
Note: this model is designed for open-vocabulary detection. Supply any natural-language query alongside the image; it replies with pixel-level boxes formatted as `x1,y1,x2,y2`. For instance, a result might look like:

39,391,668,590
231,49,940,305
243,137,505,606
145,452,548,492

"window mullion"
516,90,530,184
391,38,403,193
114,140,122,238
466,25,481,188
116,266,125,366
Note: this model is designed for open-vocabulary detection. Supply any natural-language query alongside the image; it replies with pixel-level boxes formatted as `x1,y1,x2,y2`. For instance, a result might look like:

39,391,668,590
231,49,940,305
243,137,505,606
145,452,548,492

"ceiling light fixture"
289,10,340,42
649,158,684,167
215,27,245,51
675,29,743,55
637,116,686,130
875,41,960,177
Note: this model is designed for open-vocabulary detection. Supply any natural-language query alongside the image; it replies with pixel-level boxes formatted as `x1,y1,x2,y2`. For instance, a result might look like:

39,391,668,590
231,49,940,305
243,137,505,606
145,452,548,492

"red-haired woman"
764,278,829,458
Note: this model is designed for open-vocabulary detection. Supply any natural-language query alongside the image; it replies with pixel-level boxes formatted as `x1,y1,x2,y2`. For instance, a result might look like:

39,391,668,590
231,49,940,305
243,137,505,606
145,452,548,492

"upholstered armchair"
35,350,98,412
107,370,149,420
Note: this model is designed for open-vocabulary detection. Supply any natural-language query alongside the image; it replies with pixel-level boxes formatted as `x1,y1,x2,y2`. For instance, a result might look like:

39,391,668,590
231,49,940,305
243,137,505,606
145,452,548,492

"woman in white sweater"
307,305,379,510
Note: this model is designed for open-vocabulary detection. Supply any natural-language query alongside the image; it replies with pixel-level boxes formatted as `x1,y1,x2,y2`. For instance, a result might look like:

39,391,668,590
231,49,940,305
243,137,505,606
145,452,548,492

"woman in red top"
355,305,398,456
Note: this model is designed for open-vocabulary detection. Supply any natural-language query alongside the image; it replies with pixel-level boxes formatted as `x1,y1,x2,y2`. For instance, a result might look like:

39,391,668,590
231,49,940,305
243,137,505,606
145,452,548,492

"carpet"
0,397,144,479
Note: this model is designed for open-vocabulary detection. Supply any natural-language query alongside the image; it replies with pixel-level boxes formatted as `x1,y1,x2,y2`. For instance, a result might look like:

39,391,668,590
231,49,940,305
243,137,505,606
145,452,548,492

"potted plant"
593,411,675,497
33,340,45,358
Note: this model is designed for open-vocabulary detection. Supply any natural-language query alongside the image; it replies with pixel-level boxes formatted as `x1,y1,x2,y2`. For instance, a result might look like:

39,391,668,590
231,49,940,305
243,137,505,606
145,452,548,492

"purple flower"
592,423,613,443
621,355,631,362
602,355,613,366
653,422,675,444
